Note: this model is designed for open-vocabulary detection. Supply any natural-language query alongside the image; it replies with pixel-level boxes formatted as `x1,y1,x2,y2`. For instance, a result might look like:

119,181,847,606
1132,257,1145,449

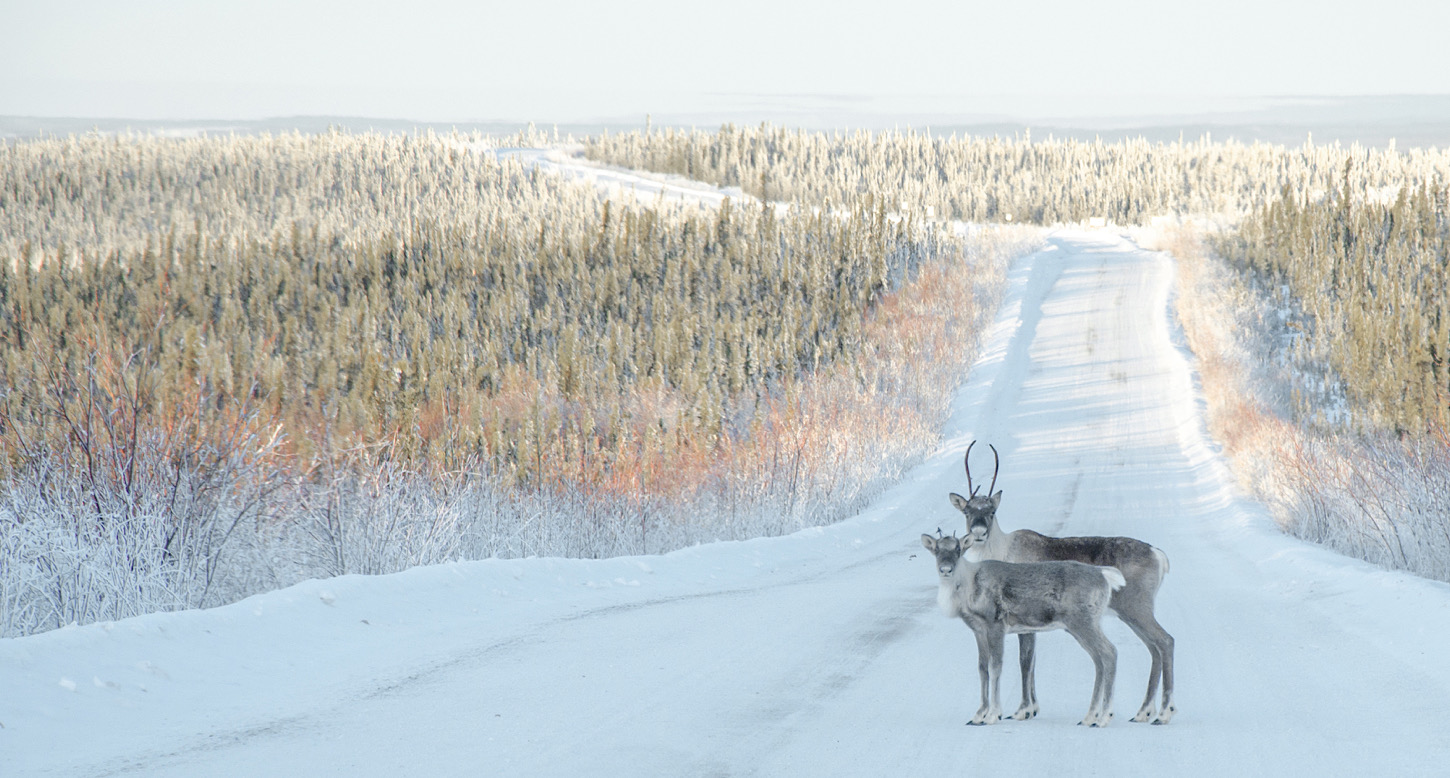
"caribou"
923,531,1123,727
950,441,1176,725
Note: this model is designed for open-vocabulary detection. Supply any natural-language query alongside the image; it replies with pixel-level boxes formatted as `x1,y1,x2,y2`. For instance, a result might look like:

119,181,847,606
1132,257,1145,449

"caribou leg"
1010,633,1039,720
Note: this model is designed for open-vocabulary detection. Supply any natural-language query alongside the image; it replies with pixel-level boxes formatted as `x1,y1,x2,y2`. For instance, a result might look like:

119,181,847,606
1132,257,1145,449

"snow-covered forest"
0,130,1038,636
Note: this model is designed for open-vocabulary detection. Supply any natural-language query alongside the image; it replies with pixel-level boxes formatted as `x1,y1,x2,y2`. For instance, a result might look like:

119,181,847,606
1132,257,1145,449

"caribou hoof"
1151,705,1176,725
1010,704,1038,721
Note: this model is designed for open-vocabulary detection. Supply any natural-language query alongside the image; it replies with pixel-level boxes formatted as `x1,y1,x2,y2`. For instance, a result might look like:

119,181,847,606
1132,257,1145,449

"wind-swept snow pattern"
5,232,1450,776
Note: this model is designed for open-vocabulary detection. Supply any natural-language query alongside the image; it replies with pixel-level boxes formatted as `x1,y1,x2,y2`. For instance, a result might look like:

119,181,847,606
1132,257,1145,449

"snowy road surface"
7,232,1450,776
492,147,758,211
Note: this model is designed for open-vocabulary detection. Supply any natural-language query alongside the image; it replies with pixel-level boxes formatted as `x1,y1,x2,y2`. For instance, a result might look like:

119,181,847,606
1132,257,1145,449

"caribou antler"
964,440,1000,498
987,443,999,496
965,440,978,496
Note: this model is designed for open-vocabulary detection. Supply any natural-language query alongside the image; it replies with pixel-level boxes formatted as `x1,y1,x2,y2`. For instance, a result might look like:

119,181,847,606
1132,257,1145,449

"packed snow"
5,231,1450,776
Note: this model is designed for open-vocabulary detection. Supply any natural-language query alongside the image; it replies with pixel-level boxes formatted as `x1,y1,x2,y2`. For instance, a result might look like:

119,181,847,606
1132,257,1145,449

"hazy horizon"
7,1,1450,148
6,93,1450,150
6,1,1450,123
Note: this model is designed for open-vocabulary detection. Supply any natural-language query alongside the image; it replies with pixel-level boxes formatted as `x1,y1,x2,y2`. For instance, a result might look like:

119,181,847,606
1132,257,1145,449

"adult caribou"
949,441,1176,725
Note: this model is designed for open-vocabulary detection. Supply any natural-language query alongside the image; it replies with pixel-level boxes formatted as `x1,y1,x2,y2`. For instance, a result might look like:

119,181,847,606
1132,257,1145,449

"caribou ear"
948,493,970,511
990,490,1003,509
921,534,937,551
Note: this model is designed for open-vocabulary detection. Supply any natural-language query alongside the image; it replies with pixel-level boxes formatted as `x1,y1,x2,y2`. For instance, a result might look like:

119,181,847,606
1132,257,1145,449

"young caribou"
923,532,1123,727
952,441,1176,724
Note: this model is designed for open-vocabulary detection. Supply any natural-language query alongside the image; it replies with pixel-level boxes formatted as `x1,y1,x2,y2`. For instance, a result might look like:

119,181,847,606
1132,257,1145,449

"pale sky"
3,0,1448,122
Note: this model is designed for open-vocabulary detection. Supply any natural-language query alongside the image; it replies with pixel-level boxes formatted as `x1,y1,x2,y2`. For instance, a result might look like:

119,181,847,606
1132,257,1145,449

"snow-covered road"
7,232,1450,776
493,146,752,210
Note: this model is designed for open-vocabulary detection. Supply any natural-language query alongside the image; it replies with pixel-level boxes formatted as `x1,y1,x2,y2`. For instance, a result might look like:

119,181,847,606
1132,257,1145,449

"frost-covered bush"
1268,432,1450,581
0,390,285,636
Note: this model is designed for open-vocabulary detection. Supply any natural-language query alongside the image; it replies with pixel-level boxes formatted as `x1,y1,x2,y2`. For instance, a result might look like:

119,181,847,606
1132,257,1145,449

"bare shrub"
1259,429,1450,581
0,349,284,636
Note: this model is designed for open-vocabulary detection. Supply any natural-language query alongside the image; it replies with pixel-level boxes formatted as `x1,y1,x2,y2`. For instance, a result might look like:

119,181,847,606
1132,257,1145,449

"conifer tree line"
1220,172,1450,432
587,125,1450,432
0,131,942,485
585,125,1448,223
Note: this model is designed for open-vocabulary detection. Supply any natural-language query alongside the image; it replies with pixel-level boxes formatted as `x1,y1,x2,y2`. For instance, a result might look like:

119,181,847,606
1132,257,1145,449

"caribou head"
949,440,1002,543
920,532,966,578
